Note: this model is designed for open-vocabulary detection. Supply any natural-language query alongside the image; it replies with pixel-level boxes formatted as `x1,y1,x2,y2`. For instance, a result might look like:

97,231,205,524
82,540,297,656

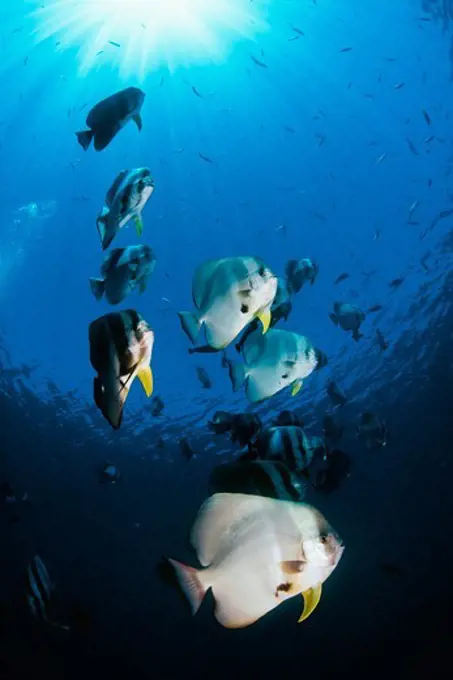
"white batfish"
168,493,344,629
178,256,278,350
227,328,327,403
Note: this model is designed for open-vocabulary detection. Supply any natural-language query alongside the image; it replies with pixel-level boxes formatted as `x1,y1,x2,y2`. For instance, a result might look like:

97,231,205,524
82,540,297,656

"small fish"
327,380,347,407
250,426,315,476
334,272,349,285
408,200,419,221
389,277,404,288
196,366,212,389
422,110,431,125
284,125,295,133
96,50,104,56
406,138,419,156
285,258,319,292
192,86,203,98
439,208,453,220
179,437,195,461
27,555,70,631
340,47,352,52
376,329,389,352
316,134,326,148
375,152,387,165
75,87,145,152
250,55,268,68
199,152,213,164
393,82,405,89
292,27,304,36
108,41,121,48
150,396,164,417
329,302,365,342
99,462,120,483
357,412,389,450
367,304,383,313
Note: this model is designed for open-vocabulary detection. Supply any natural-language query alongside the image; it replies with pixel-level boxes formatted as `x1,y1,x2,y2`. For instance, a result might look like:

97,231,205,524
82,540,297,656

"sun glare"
28,0,270,77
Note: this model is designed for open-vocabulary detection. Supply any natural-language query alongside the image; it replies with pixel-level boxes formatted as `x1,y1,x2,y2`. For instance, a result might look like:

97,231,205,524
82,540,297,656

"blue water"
1,1,453,677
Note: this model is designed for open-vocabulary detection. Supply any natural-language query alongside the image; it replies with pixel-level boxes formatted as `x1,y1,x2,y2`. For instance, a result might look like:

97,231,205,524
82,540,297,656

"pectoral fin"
291,379,303,396
137,366,153,397
134,214,144,237
298,584,322,623
256,308,271,334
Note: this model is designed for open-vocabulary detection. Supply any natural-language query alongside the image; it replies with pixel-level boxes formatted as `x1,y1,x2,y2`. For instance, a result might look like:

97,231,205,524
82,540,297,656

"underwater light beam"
29,0,271,76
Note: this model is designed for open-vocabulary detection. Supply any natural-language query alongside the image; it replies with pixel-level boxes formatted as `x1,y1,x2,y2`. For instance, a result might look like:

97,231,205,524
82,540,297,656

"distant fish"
179,437,195,461
196,366,212,389
150,396,164,417
375,152,387,165
199,152,213,164
192,86,203,98
292,27,304,36
108,41,121,48
376,329,389,352
422,109,431,125
284,125,295,133
250,55,268,68
367,304,383,313
408,200,419,221
99,462,121,483
406,138,419,156
424,135,435,144
389,277,404,288
27,555,70,631
339,47,352,52
327,380,347,407
334,272,349,284
393,82,405,89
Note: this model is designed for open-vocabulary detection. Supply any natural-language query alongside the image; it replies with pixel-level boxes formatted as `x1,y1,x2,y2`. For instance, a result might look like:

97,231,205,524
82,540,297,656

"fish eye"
282,373,288,379
258,265,265,277
241,304,249,314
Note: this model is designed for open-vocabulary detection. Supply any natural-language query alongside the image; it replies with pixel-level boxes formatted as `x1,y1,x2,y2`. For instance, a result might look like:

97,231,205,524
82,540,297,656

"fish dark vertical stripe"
281,428,295,469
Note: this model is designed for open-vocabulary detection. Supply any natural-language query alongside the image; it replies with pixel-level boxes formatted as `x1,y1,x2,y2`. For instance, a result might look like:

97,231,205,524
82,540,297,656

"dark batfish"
209,460,304,501
27,555,70,630
89,310,154,429
251,426,313,474
76,87,145,151
273,409,303,427
150,395,164,416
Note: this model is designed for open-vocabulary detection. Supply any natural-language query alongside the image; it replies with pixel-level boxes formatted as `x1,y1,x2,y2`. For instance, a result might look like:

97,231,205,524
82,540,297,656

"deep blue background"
1,1,453,677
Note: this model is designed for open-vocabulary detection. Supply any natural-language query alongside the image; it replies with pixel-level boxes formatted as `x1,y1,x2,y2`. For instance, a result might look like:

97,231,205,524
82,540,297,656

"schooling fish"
227,328,327,403
76,87,145,151
285,258,319,293
209,460,305,501
150,395,164,416
27,555,70,631
178,256,277,351
196,366,212,389
96,168,155,250
89,310,154,429
167,493,344,628
273,409,304,427
376,329,389,351
357,412,389,450
334,272,349,284
250,425,315,476
326,379,347,407
329,302,365,341
89,245,156,304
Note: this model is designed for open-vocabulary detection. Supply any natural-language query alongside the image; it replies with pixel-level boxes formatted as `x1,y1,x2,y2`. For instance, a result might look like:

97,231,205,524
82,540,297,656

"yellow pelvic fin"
134,215,144,237
291,379,303,397
298,584,322,623
136,366,153,397
256,308,271,334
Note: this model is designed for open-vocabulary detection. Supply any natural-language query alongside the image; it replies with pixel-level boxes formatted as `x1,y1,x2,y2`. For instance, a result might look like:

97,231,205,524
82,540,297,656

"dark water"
2,1,453,677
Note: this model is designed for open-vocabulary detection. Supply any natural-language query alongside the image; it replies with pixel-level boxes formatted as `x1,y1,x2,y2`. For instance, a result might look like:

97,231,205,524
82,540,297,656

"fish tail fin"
75,130,93,151
132,113,143,131
227,360,246,392
167,558,206,615
89,278,105,301
96,209,112,250
178,312,202,344
329,313,338,326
